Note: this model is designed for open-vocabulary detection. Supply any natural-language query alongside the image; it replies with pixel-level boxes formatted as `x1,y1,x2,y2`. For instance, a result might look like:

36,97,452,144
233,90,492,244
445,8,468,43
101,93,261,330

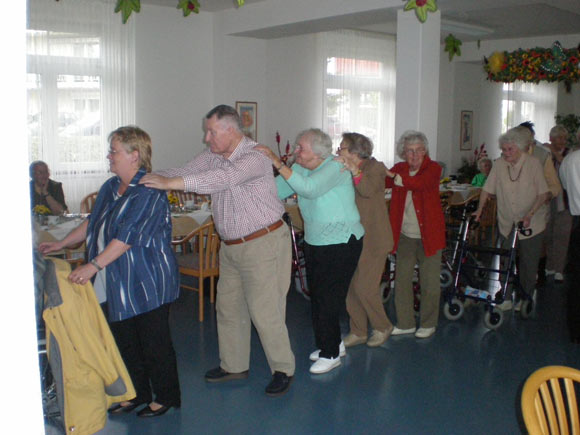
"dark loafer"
108,400,145,415
205,367,249,383
137,403,179,418
265,371,293,397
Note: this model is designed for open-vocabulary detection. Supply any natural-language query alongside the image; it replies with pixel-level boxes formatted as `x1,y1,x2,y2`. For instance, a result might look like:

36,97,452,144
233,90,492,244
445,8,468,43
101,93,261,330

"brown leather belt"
223,219,284,246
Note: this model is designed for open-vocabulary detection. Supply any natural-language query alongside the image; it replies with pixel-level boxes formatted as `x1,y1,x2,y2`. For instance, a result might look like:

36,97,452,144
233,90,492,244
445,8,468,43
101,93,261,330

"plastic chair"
80,191,98,214
521,365,580,435
171,221,219,321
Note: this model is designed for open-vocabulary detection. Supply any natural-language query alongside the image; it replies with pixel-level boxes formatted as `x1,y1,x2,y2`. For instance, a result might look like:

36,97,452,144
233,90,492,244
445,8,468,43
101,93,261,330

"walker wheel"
443,298,464,321
483,310,503,330
440,268,453,289
380,281,393,304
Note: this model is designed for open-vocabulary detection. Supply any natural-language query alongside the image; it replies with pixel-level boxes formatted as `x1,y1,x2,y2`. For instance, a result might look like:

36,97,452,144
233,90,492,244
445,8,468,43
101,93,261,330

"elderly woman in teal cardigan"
256,128,364,376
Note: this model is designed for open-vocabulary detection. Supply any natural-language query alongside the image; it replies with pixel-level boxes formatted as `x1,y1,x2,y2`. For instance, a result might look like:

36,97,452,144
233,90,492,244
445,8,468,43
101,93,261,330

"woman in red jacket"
385,130,446,339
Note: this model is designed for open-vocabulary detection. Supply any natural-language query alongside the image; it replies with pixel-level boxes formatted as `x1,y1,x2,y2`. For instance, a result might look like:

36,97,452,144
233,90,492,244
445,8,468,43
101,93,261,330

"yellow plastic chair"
521,365,580,435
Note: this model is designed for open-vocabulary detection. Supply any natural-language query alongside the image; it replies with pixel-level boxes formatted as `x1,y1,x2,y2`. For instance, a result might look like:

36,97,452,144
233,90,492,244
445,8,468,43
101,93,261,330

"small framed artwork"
460,110,473,151
236,101,257,141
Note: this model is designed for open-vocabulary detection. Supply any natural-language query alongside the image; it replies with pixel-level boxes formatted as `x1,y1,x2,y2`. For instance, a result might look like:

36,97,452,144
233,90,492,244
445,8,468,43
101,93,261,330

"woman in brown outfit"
336,133,394,348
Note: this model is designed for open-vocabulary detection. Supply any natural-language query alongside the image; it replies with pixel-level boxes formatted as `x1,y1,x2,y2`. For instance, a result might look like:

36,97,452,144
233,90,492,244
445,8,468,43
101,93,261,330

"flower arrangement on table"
484,42,580,86
456,143,487,184
167,192,179,206
33,205,51,216
275,132,292,165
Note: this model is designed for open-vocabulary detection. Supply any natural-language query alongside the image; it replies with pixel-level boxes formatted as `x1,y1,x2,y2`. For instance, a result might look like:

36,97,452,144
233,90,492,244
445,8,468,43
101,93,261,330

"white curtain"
502,81,558,143
319,29,396,166
27,0,135,212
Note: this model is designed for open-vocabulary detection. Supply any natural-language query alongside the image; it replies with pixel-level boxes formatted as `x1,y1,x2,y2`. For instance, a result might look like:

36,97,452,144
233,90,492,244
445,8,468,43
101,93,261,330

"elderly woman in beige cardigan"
336,132,394,348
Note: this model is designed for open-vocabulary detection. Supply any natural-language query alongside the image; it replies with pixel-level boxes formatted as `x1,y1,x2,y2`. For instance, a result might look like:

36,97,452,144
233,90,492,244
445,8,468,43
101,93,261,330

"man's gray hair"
295,128,333,159
205,104,242,131
396,130,429,160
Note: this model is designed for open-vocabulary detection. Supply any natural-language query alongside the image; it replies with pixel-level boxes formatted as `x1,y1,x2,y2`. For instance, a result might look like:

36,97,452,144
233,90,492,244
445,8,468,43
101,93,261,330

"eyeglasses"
405,148,426,155
108,149,120,155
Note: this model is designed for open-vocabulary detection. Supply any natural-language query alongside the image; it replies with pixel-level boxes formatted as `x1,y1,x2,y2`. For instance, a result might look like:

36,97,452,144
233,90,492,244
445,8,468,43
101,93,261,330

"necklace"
507,162,523,182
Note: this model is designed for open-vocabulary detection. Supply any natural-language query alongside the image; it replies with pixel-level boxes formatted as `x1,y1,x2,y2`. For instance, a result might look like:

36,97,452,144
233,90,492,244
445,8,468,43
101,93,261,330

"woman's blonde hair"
108,126,153,173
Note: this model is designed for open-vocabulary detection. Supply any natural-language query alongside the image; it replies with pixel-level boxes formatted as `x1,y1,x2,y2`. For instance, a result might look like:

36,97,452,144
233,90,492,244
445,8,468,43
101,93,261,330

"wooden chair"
473,196,497,246
521,365,580,435
171,221,220,321
80,191,98,214
169,190,210,207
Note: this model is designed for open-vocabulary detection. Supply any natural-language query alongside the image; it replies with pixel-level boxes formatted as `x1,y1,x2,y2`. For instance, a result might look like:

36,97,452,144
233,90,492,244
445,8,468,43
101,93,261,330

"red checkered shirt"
159,136,285,240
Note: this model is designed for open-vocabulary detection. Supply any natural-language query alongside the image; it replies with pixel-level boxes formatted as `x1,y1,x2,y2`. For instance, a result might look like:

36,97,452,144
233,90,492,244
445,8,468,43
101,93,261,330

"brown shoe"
205,367,249,383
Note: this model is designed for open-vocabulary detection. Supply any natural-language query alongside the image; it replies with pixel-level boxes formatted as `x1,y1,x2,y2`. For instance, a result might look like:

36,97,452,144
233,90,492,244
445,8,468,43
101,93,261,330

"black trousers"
109,303,181,406
304,235,363,359
566,216,580,341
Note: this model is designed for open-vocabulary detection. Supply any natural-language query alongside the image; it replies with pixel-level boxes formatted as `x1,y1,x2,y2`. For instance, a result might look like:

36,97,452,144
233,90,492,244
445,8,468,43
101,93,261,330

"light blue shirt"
276,157,364,246
87,168,180,322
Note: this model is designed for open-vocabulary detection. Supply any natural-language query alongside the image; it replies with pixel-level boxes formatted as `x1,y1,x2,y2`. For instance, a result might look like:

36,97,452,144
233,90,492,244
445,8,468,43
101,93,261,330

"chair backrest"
171,221,219,274
80,191,98,214
522,365,580,435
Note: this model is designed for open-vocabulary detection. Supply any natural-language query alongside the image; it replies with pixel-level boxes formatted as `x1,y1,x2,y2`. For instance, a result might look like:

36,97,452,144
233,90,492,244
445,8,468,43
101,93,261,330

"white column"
395,9,441,158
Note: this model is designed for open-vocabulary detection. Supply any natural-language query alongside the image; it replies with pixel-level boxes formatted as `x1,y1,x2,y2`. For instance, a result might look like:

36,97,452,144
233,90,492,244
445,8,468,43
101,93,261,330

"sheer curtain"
319,29,396,166
501,81,558,143
27,0,135,212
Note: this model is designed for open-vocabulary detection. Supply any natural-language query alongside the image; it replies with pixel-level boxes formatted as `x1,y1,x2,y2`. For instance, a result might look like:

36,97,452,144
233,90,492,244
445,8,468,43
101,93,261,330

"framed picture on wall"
460,110,473,150
235,101,257,141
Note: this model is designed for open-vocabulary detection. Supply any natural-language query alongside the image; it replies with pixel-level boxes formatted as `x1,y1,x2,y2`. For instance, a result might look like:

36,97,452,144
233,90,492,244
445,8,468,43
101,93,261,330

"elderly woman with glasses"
385,130,446,339
256,128,364,375
39,126,181,417
335,132,394,348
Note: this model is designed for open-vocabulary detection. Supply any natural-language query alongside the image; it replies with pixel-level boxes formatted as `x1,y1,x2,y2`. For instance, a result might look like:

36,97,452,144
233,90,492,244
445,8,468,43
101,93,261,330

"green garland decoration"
444,34,462,61
484,41,580,85
109,0,244,23
403,0,437,23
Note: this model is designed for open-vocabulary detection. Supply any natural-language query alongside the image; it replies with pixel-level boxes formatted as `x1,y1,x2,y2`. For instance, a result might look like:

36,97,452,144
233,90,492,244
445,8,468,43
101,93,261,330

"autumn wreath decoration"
484,41,580,86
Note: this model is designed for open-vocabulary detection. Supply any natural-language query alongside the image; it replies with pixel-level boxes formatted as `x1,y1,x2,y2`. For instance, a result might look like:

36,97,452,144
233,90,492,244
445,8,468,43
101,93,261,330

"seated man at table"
30,160,67,215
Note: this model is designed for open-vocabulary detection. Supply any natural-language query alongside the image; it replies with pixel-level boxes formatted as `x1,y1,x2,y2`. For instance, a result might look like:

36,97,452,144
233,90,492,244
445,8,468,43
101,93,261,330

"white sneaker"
391,326,416,335
497,299,513,311
309,341,346,362
545,269,555,276
309,357,341,374
415,327,436,339
555,272,564,282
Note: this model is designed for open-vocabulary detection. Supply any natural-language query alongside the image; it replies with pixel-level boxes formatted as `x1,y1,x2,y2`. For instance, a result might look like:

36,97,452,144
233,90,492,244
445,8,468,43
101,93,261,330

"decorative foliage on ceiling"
483,41,580,86
110,0,245,24
444,34,462,61
403,0,438,23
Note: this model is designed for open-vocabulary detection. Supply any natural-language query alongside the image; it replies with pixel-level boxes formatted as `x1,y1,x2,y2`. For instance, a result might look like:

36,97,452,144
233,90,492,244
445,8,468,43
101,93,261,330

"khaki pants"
216,224,295,376
394,234,442,329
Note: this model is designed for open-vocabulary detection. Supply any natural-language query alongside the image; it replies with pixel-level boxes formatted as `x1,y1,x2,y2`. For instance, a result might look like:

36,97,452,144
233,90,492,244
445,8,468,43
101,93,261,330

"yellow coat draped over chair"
42,258,135,435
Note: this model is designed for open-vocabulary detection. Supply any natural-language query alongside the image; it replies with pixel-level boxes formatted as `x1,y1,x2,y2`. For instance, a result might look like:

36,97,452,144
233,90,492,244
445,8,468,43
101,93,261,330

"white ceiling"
141,0,580,42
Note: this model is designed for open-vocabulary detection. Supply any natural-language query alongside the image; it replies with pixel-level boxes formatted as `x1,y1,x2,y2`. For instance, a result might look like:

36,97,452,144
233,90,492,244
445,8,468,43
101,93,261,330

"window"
27,0,135,211
501,82,557,142
320,30,396,165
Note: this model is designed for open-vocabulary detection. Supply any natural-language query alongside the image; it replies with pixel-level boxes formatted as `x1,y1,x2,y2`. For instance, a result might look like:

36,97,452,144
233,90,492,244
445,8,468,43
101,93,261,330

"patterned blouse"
86,168,179,322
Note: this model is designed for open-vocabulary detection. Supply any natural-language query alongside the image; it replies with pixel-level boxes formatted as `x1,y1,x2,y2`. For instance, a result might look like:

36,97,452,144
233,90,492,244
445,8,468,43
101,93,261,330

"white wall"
134,6,214,170
265,33,322,150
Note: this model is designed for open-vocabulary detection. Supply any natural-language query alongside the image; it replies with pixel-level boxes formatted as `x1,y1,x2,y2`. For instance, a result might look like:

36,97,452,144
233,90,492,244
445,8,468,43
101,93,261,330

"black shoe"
265,371,293,397
108,400,146,415
205,367,249,383
137,403,178,418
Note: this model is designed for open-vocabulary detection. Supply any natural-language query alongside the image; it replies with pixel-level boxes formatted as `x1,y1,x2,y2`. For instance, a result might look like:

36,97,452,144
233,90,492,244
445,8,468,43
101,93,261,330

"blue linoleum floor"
46,276,580,435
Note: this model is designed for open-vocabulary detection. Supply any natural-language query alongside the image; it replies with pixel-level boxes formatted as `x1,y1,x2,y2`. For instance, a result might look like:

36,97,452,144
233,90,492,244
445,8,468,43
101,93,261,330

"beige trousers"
394,234,442,329
216,224,295,376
